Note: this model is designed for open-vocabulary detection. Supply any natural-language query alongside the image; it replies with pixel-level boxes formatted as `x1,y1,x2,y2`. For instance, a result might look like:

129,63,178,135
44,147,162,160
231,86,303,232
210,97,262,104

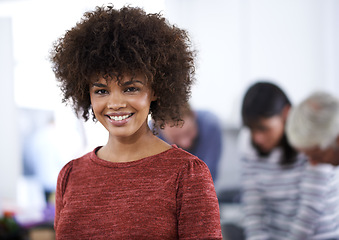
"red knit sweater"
54,145,222,239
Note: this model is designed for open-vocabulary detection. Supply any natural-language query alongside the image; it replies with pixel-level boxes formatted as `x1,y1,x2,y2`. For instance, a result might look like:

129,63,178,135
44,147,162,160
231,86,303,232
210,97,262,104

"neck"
98,125,169,163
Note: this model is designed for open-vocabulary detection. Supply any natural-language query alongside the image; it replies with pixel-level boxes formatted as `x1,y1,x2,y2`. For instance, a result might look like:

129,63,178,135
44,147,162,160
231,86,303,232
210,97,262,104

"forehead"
248,115,283,128
163,117,195,134
91,72,147,84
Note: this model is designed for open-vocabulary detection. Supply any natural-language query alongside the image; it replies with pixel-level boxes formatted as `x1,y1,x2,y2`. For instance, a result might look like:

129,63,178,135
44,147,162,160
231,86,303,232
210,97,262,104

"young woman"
239,82,303,239
50,5,222,239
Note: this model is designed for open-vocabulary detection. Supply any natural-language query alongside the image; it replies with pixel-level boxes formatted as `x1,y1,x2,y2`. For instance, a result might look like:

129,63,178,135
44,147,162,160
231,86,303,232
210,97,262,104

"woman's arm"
54,161,73,232
287,163,336,239
176,159,222,239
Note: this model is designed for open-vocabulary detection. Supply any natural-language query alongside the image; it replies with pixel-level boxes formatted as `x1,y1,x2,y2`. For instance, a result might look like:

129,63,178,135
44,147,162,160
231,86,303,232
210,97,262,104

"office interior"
1,0,339,239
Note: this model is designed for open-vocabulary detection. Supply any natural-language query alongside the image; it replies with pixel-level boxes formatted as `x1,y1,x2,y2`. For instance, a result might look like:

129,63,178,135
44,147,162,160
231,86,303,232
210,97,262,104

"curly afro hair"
50,5,195,130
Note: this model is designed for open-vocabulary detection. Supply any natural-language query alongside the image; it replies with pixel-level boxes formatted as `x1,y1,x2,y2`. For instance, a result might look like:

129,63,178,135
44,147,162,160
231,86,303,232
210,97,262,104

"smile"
108,113,133,121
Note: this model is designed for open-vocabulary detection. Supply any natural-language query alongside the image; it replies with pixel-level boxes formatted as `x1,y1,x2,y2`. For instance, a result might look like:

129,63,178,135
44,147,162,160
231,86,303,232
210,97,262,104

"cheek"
269,122,285,140
89,94,95,108
132,94,152,110
273,127,284,137
268,129,283,144
90,97,104,114
90,99,98,110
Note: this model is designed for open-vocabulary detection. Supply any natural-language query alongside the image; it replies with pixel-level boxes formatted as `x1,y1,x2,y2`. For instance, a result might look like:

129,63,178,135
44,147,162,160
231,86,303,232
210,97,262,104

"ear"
151,91,157,102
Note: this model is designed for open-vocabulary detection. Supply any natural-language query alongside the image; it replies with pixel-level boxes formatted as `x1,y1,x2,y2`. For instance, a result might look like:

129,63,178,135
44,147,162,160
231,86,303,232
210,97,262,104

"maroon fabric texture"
54,145,222,239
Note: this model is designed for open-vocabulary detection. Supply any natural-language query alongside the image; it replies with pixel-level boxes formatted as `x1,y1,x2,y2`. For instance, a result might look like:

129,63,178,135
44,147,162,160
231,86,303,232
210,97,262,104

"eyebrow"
92,83,107,88
91,79,144,88
122,80,144,86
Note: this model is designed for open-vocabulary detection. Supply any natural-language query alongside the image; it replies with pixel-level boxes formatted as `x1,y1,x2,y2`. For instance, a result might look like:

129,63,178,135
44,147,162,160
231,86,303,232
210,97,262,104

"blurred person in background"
153,103,223,182
24,118,62,203
239,81,307,240
285,91,339,239
23,110,85,205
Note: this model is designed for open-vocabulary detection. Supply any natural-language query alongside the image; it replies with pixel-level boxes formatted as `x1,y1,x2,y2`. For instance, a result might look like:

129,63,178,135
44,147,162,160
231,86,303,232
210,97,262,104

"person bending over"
153,103,223,182
285,91,339,239
240,82,306,240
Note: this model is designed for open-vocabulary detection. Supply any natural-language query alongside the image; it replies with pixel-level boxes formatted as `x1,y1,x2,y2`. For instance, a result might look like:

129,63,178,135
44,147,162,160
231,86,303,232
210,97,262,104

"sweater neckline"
89,144,178,168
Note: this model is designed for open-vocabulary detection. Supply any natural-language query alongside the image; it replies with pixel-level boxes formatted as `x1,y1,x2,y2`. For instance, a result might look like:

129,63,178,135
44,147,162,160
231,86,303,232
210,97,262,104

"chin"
255,145,273,157
251,141,274,156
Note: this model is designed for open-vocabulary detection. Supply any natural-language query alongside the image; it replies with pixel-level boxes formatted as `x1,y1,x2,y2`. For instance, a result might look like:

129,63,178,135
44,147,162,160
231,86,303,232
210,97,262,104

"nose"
107,91,127,110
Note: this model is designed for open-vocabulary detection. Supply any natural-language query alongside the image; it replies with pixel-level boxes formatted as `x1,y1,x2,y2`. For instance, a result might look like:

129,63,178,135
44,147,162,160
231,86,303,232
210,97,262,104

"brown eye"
95,89,108,94
125,87,139,93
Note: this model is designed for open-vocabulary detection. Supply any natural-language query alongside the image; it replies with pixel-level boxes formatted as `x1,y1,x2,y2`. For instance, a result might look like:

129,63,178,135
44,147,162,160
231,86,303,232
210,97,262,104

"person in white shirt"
285,91,339,239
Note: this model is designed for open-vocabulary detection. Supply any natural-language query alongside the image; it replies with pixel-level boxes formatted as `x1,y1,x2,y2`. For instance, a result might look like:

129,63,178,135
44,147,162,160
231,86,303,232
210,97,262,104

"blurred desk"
28,224,55,240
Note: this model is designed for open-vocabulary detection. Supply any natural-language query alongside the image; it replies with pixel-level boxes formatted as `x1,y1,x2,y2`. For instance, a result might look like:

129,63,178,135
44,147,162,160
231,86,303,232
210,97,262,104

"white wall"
0,18,21,208
165,0,339,126
165,0,244,125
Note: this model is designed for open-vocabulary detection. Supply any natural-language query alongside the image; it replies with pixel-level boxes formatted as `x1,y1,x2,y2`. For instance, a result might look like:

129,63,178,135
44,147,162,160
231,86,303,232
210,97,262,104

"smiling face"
90,73,156,140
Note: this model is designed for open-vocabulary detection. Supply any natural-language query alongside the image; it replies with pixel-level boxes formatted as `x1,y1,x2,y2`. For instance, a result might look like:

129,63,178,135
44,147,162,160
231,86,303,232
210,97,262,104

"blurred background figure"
15,107,85,237
24,117,63,203
240,82,294,160
285,91,339,238
286,91,339,166
22,108,85,205
238,81,306,239
153,103,223,182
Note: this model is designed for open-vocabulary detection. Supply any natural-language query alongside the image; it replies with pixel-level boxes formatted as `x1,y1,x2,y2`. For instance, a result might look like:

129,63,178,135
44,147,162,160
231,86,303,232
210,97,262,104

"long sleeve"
242,159,339,240
54,161,73,233
176,159,222,239
287,164,338,239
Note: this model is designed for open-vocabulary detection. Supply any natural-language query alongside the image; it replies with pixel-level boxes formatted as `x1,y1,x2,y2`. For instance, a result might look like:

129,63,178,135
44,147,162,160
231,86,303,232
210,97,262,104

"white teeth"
108,114,131,121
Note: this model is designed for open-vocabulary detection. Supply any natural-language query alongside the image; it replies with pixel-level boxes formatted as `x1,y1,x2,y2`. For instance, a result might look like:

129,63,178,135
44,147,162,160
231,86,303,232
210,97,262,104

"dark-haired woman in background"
239,81,313,239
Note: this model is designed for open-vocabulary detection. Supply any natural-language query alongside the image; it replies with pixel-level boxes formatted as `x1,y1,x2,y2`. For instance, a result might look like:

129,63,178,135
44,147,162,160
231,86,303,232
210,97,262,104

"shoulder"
160,146,210,173
56,151,92,190
56,160,74,196
196,110,221,127
167,146,207,166
167,146,213,180
173,146,222,238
